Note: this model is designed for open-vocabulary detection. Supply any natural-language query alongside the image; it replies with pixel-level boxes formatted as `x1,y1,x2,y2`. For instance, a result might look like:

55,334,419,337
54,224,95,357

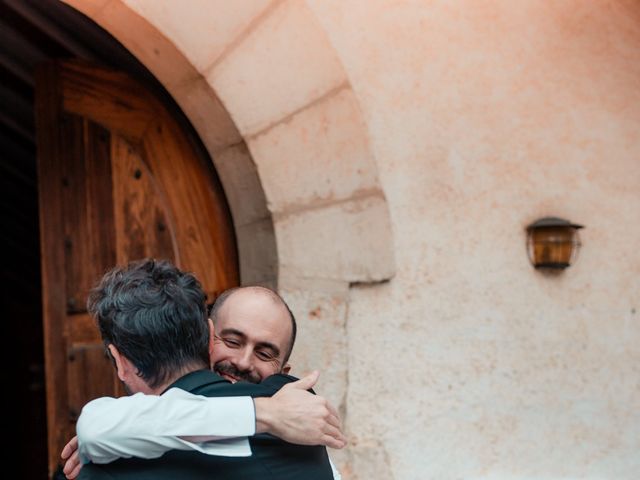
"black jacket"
78,370,335,480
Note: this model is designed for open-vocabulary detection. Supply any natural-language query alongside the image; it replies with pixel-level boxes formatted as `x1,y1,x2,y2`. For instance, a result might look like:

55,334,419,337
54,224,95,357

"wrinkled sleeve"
76,388,255,464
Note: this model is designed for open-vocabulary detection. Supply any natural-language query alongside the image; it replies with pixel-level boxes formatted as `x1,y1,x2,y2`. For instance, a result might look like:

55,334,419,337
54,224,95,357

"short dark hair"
208,286,297,365
88,258,210,389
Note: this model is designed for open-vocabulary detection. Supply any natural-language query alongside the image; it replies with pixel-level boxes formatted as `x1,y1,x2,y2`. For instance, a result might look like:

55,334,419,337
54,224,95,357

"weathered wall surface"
307,1,640,478
66,0,640,478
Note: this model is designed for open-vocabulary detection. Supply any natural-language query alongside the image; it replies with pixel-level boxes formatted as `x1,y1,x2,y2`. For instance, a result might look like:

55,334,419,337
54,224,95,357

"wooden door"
35,59,238,477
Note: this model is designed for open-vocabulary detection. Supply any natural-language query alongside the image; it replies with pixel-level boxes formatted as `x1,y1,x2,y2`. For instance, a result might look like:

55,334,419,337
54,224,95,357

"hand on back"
255,370,347,449
61,435,81,479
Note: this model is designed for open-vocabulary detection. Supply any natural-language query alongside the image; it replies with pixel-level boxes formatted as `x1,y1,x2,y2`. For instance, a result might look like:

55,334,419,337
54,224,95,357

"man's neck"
138,361,209,395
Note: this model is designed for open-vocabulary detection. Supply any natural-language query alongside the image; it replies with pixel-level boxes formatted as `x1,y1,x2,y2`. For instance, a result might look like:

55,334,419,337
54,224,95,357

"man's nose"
234,349,254,372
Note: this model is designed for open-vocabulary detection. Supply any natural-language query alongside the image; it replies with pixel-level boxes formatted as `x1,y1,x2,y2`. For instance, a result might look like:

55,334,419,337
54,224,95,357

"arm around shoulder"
253,371,347,449
76,390,256,464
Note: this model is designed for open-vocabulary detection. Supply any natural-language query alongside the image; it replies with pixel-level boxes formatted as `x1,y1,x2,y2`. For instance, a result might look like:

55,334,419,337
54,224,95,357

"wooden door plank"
84,119,117,281
60,60,156,139
61,115,117,313
35,61,72,475
66,342,116,423
142,116,238,299
111,133,175,264
68,312,101,344
37,59,239,477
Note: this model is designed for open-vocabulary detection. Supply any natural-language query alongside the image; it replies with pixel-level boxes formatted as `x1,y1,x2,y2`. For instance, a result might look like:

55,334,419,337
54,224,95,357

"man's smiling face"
211,288,293,384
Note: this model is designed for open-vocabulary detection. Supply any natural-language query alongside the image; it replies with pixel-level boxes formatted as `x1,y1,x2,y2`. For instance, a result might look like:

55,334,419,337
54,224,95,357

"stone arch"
64,0,394,289
62,2,395,446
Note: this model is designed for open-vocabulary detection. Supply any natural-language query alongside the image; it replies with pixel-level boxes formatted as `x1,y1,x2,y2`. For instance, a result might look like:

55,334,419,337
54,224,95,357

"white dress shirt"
77,388,254,463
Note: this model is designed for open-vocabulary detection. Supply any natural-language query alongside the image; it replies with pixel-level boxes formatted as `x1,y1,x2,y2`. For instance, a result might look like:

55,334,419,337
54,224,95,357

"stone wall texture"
65,0,640,478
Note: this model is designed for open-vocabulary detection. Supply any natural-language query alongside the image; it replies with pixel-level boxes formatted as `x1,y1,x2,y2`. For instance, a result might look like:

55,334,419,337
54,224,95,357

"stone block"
213,142,271,227
93,1,196,90
278,284,349,413
62,0,110,18
171,76,242,153
122,0,273,73
236,218,278,287
348,439,393,480
248,87,380,213
275,194,395,282
206,0,346,136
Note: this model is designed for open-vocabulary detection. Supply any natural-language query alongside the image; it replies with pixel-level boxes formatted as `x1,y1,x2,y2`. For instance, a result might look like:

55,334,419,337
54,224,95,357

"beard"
214,361,261,384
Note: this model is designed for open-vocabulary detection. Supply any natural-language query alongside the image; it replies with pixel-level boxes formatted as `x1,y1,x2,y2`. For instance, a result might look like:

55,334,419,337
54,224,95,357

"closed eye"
255,350,275,361
223,338,241,348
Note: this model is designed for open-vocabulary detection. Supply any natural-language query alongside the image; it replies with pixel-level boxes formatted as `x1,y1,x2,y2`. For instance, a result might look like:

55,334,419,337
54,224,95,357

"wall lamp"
526,217,583,270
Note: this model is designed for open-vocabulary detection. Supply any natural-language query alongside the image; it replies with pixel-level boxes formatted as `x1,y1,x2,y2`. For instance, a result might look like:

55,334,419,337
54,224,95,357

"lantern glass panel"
528,226,577,268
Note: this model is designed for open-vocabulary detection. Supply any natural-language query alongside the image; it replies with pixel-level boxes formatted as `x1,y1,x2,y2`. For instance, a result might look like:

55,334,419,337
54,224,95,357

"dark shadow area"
0,1,223,477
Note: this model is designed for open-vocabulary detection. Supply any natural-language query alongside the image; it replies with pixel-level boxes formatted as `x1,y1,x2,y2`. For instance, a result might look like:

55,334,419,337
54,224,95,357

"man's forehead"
229,286,281,302
218,288,291,334
221,287,283,312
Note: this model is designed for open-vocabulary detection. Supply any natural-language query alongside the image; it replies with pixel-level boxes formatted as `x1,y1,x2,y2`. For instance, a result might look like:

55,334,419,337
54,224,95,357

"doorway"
0,1,238,477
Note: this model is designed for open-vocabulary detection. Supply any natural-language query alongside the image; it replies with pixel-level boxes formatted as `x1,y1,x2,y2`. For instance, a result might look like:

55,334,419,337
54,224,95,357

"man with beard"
62,261,343,480
208,286,297,384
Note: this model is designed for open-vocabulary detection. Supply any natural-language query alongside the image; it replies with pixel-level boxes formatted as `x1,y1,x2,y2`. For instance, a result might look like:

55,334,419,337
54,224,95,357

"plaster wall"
64,0,640,478
307,1,640,478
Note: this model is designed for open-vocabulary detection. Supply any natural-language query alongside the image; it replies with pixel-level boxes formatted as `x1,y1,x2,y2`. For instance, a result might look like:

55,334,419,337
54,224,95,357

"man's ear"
282,363,291,375
207,318,216,369
108,344,130,382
